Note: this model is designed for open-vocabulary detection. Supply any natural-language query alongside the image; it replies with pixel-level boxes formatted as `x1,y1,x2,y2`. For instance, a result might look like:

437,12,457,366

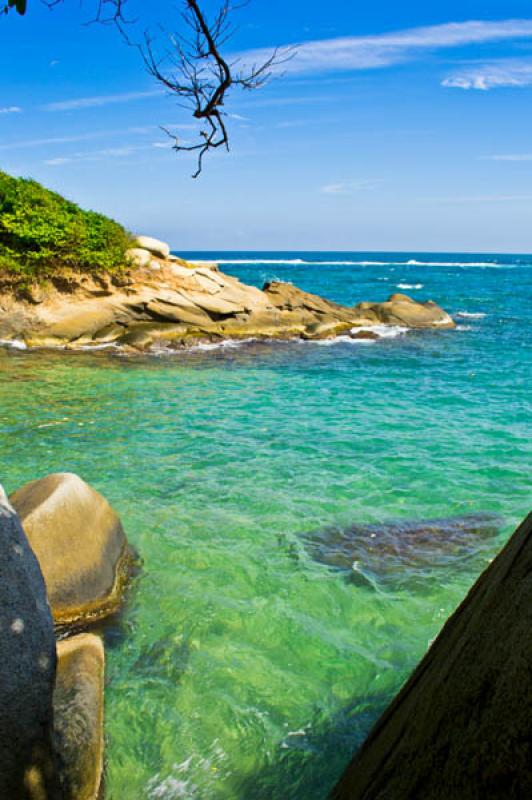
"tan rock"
10,473,132,627
169,263,197,279
353,293,456,329
146,299,212,327
178,290,246,316
54,634,104,800
193,272,222,295
36,307,117,343
301,319,353,340
0,262,457,353
194,267,226,287
118,321,190,349
126,248,152,269
134,236,170,260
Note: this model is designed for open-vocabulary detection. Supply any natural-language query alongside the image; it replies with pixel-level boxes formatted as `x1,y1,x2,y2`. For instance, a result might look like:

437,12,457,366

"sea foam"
455,311,487,319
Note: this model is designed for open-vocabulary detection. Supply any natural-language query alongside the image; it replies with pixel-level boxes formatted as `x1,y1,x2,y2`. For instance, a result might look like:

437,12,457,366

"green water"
1,253,530,798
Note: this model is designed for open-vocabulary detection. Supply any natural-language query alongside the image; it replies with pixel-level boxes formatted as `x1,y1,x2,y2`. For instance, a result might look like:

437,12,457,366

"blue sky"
2,0,532,251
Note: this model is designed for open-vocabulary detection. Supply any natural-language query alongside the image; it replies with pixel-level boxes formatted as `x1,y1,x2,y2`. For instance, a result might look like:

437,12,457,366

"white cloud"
44,145,140,165
0,106,22,114
43,141,176,166
485,153,532,161
42,89,164,112
238,19,532,76
442,58,532,89
321,179,381,195
0,127,158,152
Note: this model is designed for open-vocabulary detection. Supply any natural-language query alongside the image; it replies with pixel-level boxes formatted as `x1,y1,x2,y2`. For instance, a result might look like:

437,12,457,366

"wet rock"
54,634,105,800
10,473,133,628
304,514,501,590
0,486,58,799
349,330,380,341
331,512,532,800
301,318,354,340
134,235,170,260
352,293,455,329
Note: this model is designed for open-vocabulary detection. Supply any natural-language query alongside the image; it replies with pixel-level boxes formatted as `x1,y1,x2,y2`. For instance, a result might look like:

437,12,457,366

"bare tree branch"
2,0,292,178
141,0,292,177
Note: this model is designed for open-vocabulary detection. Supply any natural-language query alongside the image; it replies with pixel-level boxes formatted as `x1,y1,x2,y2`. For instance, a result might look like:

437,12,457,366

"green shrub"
0,169,131,279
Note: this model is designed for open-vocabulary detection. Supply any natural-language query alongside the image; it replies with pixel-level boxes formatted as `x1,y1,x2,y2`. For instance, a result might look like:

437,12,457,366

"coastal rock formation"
0,486,58,799
351,293,455,329
10,472,133,628
134,235,171,260
0,237,456,352
54,634,105,800
305,513,501,589
331,512,532,800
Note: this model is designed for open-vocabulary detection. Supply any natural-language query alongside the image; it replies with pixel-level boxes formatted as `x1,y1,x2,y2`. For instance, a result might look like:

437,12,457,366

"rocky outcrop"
54,634,105,800
10,473,133,628
133,235,171,260
331,512,532,800
0,487,59,799
351,293,455,329
0,237,456,352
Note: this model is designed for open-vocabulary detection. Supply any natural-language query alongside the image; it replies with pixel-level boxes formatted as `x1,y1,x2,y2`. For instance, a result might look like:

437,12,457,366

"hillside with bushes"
0,170,131,282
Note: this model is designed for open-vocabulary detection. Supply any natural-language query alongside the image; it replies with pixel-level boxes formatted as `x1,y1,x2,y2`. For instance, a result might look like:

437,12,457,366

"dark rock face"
0,487,58,798
331,512,532,800
304,514,501,590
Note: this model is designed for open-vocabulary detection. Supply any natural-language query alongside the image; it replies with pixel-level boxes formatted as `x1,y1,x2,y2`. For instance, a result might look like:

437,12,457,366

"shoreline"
0,236,456,356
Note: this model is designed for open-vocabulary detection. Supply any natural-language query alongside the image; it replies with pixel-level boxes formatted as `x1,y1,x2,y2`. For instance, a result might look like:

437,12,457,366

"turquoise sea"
1,251,531,798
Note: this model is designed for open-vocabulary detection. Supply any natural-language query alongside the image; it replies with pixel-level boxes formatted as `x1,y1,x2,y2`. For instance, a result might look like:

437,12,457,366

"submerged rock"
10,473,133,628
0,486,59,798
304,513,501,589
331,512,532,799
54,633,105,800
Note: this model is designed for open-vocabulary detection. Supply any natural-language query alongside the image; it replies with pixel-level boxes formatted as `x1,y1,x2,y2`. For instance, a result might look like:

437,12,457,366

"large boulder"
134,235,171,260
331,512,532,799
352,293,456,329
10,473,133,628
0,486,59,798
54,634,105,800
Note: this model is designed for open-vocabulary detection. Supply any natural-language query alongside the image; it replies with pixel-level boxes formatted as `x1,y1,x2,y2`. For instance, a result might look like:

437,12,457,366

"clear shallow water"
1,251,531,799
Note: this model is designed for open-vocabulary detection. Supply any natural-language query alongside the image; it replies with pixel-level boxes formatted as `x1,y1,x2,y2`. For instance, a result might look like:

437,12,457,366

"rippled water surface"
1,252,531,799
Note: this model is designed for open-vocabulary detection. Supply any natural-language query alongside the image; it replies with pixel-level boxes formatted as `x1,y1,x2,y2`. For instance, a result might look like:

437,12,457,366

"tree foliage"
0,170,131,278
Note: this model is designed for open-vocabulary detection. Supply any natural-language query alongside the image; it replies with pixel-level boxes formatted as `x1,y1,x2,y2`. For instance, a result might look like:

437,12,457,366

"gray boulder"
0,486,59,798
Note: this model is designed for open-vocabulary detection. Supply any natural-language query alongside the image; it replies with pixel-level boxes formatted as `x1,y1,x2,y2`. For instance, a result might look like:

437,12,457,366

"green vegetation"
0,170,131,280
